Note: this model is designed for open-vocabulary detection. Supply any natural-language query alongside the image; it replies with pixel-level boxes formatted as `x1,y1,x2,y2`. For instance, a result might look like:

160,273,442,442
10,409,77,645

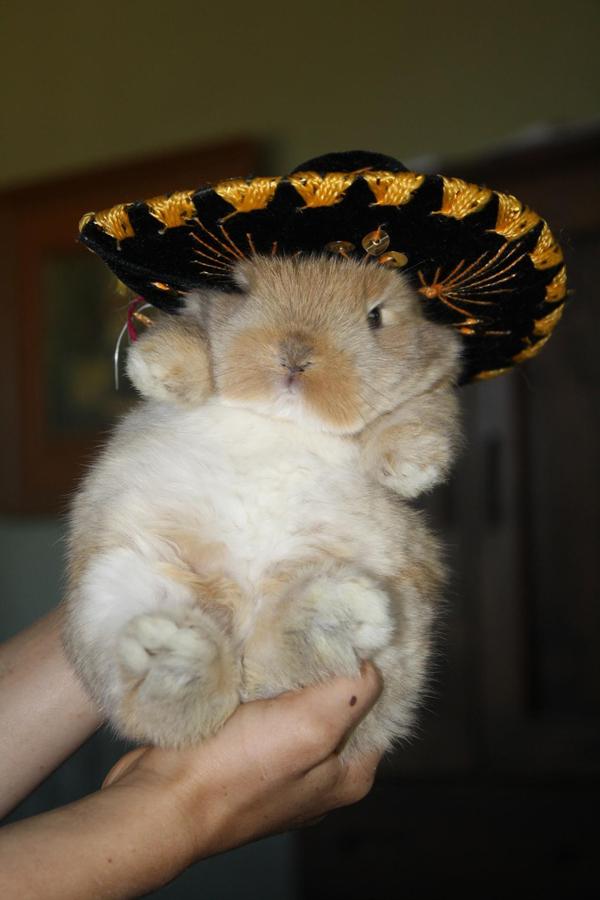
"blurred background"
1,1,599,897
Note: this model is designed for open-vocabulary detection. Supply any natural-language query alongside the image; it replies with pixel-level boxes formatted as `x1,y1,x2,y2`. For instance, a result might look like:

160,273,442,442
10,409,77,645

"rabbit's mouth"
279,364,311,393
216,334,365,433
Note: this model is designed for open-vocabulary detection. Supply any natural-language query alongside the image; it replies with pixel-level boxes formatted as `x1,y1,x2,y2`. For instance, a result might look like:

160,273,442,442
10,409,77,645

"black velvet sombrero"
78,150,567,383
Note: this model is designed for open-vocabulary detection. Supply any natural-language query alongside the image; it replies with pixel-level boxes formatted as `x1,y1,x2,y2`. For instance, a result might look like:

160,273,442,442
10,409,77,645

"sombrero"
78,150,567,383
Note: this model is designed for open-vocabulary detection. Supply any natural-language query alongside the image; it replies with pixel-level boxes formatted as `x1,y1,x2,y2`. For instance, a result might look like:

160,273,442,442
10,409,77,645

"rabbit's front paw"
367,425,453,498
266,573,393,686
116,609,240,746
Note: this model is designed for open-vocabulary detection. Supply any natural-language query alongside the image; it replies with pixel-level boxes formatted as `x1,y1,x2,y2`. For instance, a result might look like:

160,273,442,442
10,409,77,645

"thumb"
335,662,383,750
102,746,149,789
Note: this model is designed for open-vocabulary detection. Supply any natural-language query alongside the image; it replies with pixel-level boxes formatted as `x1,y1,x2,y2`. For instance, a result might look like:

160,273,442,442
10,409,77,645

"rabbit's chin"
219,388,362,435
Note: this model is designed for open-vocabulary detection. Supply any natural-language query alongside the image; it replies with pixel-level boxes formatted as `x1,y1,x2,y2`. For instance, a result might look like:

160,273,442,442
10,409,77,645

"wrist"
103,750,222,869
101,776,199,890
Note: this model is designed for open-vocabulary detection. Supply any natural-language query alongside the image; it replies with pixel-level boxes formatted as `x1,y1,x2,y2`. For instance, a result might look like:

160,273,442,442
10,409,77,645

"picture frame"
0,137,261,513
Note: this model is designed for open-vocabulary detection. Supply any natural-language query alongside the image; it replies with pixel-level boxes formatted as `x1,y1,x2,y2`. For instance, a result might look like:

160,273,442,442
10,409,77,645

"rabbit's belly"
122,405,402,589
188,453,366,582
175,446,399,592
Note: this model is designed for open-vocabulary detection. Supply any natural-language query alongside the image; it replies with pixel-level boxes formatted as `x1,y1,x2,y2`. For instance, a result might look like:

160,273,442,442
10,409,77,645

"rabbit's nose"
279,334,313,372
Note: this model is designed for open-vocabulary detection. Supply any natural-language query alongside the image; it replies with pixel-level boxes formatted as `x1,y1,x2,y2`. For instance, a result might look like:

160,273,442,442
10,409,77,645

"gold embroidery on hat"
218,224,247,261
544,265,567,303
192,268,230,279
288,171,356,208
417,242,525,321
194,219,246,262
190,234,231,269
435,177,492,220
363,171,425,206
493,192,540,240
188,217,253,280
93,204,135,243
529,223,563,270
474,367,512,381
533,303,564,337
215,177,281,220
512,333,552,363
246,232,257,255
78,211,96,232
146,191,196,230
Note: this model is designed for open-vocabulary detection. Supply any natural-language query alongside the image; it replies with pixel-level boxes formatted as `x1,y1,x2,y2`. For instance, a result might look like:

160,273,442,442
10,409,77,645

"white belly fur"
87,399,403,593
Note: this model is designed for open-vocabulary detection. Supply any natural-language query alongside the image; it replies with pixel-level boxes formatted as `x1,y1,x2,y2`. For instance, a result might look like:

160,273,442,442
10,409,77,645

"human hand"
103,664,383,865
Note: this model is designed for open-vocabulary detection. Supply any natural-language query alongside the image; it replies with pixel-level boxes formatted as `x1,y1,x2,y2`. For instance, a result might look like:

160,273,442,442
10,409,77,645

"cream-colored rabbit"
64,254,462,755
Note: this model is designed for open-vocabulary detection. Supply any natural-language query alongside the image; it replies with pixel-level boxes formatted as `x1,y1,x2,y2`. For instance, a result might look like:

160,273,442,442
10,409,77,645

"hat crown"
290,150,407,174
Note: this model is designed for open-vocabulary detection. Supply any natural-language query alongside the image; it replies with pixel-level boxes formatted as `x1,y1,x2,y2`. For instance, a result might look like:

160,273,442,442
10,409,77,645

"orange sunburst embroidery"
417,243,526,324
189,217,257,278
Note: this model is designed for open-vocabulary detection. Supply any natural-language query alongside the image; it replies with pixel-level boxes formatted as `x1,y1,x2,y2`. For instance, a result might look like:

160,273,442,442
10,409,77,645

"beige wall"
2,0,599,185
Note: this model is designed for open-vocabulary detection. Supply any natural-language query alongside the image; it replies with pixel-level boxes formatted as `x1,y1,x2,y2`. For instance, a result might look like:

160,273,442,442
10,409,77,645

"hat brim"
78,160,567,383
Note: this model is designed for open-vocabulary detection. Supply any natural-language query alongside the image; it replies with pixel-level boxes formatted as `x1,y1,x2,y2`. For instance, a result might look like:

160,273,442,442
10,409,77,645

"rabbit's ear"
126,317,213,406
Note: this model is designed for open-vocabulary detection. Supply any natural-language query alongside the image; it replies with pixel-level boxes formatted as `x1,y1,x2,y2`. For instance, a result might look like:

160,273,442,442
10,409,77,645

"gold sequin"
378,251,408,268
132,309,154,328
529,223,563,270
363,171,425,206
512,333,552,363
545,265,567,303
435,177,492,220
534,303,564,337
493,192,540,240
151,281,172,291
93,204,135,242
146,191,196,230
362,228,390,255
215,176,281,216
288,171,356,208
325,240,356,256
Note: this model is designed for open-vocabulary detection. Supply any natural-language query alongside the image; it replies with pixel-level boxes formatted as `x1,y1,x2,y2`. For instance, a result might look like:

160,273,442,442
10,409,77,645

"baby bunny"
64,254,462,756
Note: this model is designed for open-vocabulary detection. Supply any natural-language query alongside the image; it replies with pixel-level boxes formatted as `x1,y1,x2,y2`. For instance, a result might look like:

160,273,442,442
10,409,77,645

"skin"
0,607,103,818
0,607,383,900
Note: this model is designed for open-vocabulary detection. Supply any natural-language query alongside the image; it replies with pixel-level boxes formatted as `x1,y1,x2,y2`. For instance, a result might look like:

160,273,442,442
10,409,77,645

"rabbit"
63,253,463,756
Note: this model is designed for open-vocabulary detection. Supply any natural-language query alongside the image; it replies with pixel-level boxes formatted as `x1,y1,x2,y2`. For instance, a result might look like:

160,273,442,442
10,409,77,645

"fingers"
288,748,382,828
103,665,383,803
333,749,382,807
98,673,384,861
300,662,383,760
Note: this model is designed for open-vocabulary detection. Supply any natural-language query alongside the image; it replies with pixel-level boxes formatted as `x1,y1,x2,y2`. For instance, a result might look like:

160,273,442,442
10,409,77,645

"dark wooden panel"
300,780,600,900
300,127,600,893
0,137,261,513
524,233,600,715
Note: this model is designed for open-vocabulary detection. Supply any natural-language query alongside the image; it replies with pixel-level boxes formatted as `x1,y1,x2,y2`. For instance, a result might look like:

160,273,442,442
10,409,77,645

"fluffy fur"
63,255,462,756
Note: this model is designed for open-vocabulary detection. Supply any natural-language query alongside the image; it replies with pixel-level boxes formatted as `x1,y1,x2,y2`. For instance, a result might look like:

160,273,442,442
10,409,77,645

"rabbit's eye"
367,306,383,329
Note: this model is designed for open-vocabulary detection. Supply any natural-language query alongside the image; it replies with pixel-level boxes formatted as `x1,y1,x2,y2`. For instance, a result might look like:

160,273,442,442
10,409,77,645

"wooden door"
298,129,600,899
